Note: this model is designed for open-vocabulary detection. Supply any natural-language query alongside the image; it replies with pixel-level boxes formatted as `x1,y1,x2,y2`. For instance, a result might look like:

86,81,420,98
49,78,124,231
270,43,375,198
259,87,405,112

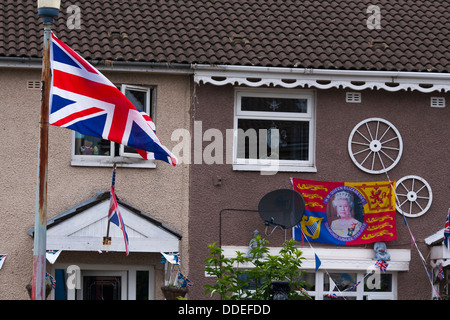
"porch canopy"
425,228,450,267
28,191,181,254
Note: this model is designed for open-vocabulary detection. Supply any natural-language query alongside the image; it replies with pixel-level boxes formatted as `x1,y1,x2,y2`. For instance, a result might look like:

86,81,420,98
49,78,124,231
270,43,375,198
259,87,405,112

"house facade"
188,68,449,300
0,1,192,299
0,0,449,300
183,1,449,300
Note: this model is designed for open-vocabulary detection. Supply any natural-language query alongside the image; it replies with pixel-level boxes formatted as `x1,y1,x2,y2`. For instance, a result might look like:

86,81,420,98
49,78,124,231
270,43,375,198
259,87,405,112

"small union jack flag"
438,264,445,281
108,165,129,256
375,260,389,273
444,210,450,251
49,32,177,165
46,273,56,288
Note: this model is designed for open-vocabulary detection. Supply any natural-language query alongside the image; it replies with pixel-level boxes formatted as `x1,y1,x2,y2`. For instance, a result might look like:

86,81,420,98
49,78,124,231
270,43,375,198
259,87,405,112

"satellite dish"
258,189,305,229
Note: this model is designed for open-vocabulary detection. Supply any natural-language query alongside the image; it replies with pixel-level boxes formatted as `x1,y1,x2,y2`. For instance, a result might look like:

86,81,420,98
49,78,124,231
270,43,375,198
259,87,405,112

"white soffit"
30,195,181,254
193,65,450,93
425,228,445,246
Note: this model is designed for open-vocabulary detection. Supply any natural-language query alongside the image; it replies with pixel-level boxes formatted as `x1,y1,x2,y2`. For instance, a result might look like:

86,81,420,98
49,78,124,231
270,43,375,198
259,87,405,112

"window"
71,85,156,168
53,265,155,300
233,89,316,172
235,270,396,300
304,271,397,300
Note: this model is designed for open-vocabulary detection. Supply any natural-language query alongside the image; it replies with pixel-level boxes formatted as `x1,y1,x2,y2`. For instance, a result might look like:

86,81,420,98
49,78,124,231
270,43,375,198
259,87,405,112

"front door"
80,271,127,300
83,276,122,300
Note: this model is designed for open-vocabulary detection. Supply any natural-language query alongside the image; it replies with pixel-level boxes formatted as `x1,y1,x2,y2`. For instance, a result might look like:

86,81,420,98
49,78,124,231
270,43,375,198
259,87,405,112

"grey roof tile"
0,0,448,73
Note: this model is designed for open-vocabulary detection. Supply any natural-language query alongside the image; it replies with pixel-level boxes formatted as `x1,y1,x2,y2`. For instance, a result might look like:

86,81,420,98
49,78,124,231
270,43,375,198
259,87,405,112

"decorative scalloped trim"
195,75,449,93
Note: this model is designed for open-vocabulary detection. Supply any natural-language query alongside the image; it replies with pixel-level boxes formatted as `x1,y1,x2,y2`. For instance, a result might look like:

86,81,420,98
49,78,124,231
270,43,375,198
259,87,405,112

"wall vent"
430,97,445,108
27,80,41,90
346,92,362,103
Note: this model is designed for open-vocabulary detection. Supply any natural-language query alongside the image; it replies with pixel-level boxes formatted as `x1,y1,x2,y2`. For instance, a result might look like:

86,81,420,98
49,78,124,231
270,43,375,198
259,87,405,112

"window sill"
232,163,317,173
71,156,156,168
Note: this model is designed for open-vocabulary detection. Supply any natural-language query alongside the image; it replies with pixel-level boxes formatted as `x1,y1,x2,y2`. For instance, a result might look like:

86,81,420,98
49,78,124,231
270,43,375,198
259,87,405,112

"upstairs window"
233,88,316,173
71,85,156,168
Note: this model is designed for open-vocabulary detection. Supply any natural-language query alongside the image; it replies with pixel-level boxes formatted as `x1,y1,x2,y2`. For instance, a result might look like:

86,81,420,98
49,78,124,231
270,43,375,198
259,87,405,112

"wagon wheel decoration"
395,175,432,218
348,118,403,174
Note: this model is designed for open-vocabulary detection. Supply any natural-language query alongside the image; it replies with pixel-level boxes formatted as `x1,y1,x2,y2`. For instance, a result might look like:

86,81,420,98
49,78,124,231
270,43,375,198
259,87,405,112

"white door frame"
50,263,155,300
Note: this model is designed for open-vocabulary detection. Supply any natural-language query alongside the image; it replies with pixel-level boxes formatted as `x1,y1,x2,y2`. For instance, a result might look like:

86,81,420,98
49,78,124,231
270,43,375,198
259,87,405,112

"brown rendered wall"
188,82,449,300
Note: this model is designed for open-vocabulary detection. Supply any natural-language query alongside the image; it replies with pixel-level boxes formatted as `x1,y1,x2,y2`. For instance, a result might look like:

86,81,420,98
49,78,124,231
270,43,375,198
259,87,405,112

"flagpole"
33,1,60,300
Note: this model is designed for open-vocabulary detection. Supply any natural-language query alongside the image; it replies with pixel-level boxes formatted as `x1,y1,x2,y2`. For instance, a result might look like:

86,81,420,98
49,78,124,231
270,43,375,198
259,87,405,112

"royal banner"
292,178,397,245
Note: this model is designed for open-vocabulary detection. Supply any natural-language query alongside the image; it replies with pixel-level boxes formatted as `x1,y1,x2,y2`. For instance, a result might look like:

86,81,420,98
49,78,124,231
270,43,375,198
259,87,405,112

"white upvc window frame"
119,85,153,158
70,84,156,168
222,246,406,300
233,88,316,173
230,269,397,300
307,270,397,300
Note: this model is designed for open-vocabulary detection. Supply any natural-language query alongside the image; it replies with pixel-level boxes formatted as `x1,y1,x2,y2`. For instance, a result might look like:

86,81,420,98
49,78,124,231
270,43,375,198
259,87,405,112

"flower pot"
161,285,188,300
26,284,53,300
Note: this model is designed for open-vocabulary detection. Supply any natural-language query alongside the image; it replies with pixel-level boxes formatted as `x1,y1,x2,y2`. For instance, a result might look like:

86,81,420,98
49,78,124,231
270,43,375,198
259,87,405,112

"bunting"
46,250,61,264
0,254,6,270
161,252,181,265
314,253,321,272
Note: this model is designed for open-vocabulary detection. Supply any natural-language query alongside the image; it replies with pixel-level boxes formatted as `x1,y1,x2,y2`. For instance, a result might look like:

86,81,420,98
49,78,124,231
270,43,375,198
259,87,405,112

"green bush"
204,236,311,300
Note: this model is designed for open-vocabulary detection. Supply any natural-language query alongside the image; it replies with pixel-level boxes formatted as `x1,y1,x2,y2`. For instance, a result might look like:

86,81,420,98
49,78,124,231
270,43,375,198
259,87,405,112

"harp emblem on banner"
301,216,323,239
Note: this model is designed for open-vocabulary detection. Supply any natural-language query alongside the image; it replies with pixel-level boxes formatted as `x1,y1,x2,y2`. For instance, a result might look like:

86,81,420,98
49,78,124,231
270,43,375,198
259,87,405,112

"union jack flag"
444,209,450,250
438,264,445,281
375,259,388,273
49,32,177,165
108,165,129,255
